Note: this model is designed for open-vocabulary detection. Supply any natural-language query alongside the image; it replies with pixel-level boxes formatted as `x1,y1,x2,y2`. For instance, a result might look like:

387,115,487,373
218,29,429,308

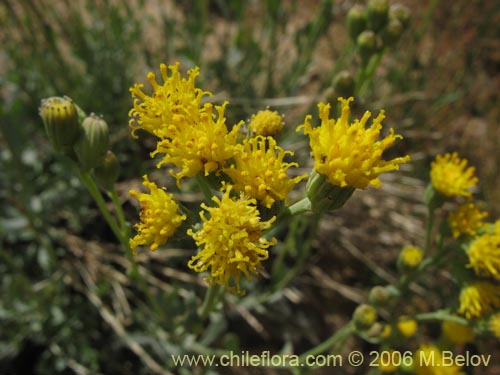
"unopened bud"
353,304,377,331
382,18,403,46
333,71,355,98
94,151,120,191
346,5,367,41
397,246,423,273
248,108,284,137
369,286,391,307
389,4,411,29
357,30,378,63
76,114,110,170
39,96,81,153
367,0,389,32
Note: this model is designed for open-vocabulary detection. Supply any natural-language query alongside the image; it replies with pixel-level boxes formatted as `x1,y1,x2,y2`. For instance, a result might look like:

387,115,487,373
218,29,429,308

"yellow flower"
153,102,241,184
129,175,186,251
490,313,500,339
430,153,477,198
298,97,410,189
248,108,284,136
397,317,418,337
129,63,242,184
187,184,277,294
448,201,488,238
224,136,306,208
441,320,475,345
467,221,500,281
458,282,500,319
398,246,423,272
129,62,209,139
414,345,464,375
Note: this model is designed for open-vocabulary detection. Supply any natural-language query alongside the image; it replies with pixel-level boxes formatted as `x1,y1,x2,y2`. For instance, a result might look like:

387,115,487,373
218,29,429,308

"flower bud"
396,316,418,338
357,30,378,63
367,0,389,32
39,96,81,153
332,70,355,99
353,304,377,331
248,108,284,137
346,5,367,41
76,114,110,171
397,246,423,273
389,4,411,29
94,151,120,191
306,171,355,213
369,285,391,308
382,18,403,46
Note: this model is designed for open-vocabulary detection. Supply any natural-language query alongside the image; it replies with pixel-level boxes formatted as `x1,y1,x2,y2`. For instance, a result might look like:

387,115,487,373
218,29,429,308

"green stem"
196,174,214,205
80,171,138,276
424,207,435,254
199,284,224,320
416,310,470,326
298,322,355,362
109,188,128,234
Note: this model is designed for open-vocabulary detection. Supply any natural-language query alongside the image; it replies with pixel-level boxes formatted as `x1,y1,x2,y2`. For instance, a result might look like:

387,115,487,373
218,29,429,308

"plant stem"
298,322,355,361
196,174,214,205
199,284,224,320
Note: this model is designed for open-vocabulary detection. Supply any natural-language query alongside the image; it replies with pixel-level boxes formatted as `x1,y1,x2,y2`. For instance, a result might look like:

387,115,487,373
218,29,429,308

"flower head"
130,175,186,251
397,317,418,338
458,282,500,319
248,108,284,137
441,320,475,345
129,64,241,185
467,221,500,281
430,153,477,198
414,345,464,375
448,201,488,238
187,184,277,294
490,313,500,339
129,62,209,139
398,246,423,272
224,136,306,208
298,97,410,189
153,102,241,184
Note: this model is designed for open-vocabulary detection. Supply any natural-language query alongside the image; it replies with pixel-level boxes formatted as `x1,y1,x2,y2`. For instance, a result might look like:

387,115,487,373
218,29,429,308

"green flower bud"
306,171,355,213
382,18,403,46
39,96,81,154
389,4,411,29
353,304,377,331
346,5,367,41
357,30,378,63
367,0,389,32
332,70,355,98
369,286,391,307
94,151,120,191
76,114,110,171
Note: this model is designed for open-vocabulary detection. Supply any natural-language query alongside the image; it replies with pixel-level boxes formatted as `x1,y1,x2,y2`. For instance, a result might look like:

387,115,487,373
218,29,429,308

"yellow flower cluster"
225,136,306,208
414,345,464,375
430,153,477,198
458,282,500,319
448,201,488,238
248,108,284,136
467,220,500,281
129,175,186,251
129,63,241,184
128,64,411,294
187,184,277,294
299,97,410,189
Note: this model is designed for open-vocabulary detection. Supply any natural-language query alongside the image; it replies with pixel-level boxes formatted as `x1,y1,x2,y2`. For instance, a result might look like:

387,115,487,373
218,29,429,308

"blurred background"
1,0,499,374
